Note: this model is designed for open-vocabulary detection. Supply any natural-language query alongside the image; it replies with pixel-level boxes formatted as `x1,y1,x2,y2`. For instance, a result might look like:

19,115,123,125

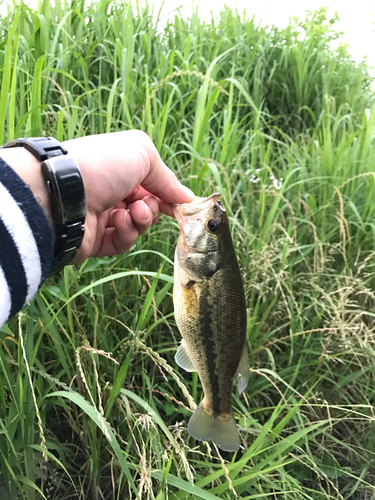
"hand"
1,131,194,263
64,131,194,262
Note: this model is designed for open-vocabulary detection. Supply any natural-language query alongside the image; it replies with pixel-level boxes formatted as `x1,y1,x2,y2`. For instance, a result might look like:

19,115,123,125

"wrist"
0,147,54,230
1,138,87,275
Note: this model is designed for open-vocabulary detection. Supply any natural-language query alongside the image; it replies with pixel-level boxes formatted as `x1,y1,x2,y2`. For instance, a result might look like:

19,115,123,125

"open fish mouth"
173,193,222,228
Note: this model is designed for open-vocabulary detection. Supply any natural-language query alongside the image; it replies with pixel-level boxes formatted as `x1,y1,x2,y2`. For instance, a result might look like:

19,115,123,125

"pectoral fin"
175,340,196,372
235,344,249,395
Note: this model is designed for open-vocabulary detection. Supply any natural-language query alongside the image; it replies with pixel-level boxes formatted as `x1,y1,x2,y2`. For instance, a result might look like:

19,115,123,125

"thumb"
140,138,194,204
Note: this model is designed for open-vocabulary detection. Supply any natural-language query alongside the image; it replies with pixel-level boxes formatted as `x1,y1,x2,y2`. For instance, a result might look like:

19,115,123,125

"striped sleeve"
0,157,54,327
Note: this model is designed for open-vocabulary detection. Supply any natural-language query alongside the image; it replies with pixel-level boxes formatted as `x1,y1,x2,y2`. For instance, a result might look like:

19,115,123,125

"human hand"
1,131,194,264
63,130,194,262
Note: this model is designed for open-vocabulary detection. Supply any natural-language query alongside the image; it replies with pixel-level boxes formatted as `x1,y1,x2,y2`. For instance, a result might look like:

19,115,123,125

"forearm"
0,130,194,327
0,147,54,229
0,154,54,327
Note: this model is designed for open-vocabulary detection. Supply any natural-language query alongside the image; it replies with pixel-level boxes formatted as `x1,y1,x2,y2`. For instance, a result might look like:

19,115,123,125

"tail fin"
187,401,240,452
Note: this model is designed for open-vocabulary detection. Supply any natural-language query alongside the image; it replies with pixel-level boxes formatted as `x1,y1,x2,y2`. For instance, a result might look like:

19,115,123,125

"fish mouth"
173,193,221,228
185,249,205,255
178,240,206,257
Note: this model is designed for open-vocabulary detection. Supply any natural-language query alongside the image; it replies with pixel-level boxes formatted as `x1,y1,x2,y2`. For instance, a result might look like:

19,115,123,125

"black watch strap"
1,137,87,275
2,137,68,161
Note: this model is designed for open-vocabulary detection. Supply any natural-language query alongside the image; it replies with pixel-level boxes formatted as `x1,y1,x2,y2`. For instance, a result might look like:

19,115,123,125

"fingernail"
142,204,151,223
143,196,160,221
124,209,134,228
144,195,158,211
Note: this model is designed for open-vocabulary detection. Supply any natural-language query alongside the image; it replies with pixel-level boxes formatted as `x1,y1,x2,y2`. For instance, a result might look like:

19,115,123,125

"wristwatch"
1,137,87,275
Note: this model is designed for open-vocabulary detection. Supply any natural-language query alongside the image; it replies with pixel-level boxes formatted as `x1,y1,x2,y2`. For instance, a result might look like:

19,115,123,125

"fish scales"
175,270,245,414
173,193,249,452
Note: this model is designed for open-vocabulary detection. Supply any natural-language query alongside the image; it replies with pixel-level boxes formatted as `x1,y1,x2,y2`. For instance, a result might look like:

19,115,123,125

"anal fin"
235,344,249,395
175,340,196,372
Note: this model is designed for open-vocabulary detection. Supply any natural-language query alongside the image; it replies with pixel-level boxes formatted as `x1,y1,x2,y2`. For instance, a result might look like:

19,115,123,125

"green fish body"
173,193,249,452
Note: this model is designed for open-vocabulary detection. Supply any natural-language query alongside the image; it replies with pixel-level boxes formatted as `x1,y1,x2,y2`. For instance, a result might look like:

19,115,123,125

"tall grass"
0,1,375,499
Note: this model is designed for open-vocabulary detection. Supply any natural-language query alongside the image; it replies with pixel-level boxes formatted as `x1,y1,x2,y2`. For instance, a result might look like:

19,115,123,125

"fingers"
136,133,195,204
95,210,138,256
123,186,150,204
142,165,194,205
64,130,194,210
123,187,181,219
127,197,160,233
95,197,161,256
158,200,176,218
62,130,194,260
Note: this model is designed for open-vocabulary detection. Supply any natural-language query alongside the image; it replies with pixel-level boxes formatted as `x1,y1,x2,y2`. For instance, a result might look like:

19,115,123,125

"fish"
173,193,249,452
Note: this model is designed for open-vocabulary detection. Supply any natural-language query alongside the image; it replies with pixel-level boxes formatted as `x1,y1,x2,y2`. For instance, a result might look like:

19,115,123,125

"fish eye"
207,219,219,233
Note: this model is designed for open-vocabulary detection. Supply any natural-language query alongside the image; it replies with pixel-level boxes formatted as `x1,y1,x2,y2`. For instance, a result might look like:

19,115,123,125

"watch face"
41,155,86,275
42,157,86,225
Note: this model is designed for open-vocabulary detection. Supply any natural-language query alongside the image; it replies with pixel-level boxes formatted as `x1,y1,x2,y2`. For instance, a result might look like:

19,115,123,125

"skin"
0,130,195,263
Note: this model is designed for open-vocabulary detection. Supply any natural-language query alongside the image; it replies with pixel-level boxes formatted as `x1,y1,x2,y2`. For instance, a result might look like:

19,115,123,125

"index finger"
123,187,183,218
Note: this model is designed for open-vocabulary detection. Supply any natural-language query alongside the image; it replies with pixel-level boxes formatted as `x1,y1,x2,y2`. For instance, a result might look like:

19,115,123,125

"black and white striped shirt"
0,157,54,327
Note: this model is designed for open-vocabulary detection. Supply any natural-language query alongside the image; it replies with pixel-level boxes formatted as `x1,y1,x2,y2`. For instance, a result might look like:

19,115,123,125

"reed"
0,2,374,498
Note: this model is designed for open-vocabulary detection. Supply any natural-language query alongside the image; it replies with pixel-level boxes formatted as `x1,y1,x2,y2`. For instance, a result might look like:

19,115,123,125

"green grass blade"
152,470,221,500
0,4,22,143
29,56,45,136
46,390,139,499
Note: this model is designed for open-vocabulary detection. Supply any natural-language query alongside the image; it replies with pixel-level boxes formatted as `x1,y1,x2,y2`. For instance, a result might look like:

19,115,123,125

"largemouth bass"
173,193,249,452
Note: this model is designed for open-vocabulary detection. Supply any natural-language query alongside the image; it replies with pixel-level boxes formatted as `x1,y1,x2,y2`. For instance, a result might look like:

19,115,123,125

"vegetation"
1,1,375,498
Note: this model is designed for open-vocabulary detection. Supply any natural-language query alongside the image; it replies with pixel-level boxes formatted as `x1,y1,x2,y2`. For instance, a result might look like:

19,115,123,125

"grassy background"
1,1,375,498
